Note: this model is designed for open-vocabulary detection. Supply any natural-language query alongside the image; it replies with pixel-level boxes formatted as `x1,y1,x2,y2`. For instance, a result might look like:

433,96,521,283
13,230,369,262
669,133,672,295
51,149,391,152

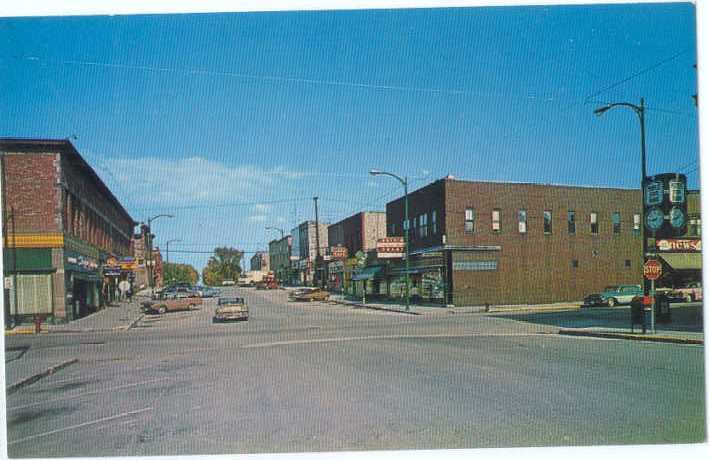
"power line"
583,49,691,103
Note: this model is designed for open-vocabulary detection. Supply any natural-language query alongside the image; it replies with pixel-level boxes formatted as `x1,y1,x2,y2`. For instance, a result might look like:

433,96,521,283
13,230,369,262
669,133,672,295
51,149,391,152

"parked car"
213,297,249,322
600,284,643,307
200,287,220,298
672,282,703,302
289,287,330,302
142,295,202,314
221,280,236,286
581,293,608,308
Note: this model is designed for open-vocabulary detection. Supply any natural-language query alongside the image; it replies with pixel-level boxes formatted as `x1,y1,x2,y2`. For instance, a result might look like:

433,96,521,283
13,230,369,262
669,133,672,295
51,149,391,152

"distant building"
328,211,387,255
290,220,328,285
1,139,134,323
132,224,164,290
327,211,386,292
268,236,292,284
250,251,269,272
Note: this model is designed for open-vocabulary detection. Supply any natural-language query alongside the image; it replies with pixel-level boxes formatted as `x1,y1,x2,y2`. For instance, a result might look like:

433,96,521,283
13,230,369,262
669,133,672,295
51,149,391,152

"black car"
582,293,608,308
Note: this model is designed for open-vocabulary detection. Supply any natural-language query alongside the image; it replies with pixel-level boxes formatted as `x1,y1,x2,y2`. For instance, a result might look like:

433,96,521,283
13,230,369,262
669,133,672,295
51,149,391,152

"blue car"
600,285,643,307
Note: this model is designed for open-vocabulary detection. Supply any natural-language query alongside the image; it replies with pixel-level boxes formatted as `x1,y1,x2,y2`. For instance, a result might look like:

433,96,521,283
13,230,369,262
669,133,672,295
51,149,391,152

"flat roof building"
1,139,134,323
383,177,647,306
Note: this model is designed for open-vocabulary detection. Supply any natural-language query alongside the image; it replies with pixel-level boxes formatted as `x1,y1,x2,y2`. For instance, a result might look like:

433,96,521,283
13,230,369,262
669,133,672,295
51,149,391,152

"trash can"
655,294,671,323
630,296,646,333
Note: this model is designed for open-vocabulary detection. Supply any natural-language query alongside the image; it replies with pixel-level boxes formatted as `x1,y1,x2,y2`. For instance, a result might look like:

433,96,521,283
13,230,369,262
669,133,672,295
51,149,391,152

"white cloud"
100,156,306,207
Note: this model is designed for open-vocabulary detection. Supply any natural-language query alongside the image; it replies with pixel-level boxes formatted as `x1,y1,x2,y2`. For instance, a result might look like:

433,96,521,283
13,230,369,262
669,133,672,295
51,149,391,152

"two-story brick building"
1,138,134,323
383,176,645,306
268,236,292,285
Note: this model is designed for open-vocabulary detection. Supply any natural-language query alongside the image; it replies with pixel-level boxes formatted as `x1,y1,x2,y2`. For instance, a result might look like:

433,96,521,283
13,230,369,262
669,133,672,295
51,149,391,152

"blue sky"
0,3,699,273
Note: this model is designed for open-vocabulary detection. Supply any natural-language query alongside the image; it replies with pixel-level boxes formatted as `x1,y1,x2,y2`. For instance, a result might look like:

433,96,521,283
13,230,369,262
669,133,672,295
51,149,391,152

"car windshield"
603,286,618,291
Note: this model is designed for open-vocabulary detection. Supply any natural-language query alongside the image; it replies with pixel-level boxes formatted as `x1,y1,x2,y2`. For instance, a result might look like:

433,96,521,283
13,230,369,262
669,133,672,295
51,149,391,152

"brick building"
381,176,646,306
327,211,387,292
132,224,164,290
1,139,134,323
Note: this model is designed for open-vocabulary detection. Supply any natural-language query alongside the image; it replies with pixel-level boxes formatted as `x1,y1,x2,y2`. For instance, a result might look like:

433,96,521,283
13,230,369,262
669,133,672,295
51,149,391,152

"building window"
543,210,552,234
568,210,576,235
571,260,579,268
625,259,631,268
590,212,598,234
465,208,476,234
518,209,527,233
688,217,701,237
431,210,437,235
419,213,428,238
492,209,501,232
633,214,641,235
612,212,621,234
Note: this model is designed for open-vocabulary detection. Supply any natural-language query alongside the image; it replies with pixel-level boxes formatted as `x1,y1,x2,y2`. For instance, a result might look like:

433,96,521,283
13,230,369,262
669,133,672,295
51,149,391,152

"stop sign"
643,259,662,280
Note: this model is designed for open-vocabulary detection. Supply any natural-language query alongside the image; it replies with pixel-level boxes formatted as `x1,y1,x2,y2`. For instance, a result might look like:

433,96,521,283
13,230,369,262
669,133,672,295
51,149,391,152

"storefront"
65,252,101,319
3,248,55,323
655,238,702,288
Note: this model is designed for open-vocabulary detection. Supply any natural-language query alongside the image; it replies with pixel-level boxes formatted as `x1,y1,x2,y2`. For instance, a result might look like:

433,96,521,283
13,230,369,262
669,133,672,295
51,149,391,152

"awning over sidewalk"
390,265,443,275
351,266,383,281
659,253,703,271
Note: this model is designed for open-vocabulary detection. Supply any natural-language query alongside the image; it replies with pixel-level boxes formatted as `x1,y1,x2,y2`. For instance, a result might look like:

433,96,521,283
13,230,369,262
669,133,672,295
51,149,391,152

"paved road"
4,287,705,456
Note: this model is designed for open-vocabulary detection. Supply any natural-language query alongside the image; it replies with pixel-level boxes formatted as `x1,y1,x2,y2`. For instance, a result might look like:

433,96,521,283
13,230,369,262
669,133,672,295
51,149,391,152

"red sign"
656,239,702,252
376,237,405,259
330,246,348,260
643,260,662,280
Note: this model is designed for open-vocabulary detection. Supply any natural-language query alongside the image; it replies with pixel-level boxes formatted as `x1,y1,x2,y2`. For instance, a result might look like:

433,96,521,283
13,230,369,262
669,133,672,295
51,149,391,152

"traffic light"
644,173,687,238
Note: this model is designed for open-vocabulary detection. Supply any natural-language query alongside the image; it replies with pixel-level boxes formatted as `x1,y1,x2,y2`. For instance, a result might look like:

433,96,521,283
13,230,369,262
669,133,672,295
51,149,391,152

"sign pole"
650,278,656,334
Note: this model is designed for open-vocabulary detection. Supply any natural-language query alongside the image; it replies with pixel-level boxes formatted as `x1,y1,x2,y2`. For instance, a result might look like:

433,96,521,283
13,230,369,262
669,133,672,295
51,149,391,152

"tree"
163,263,199,285
202,247,243,286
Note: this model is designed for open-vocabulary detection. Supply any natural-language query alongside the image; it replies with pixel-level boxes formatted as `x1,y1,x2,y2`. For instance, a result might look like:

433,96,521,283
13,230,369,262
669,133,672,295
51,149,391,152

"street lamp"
370,169,410,311
145,214,174,289
594,98,653,332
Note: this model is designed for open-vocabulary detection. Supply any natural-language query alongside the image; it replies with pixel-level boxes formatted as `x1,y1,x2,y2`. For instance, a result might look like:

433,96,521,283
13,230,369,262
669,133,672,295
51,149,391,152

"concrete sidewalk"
5,297,145,335
558,327,704,344
328,295,581,316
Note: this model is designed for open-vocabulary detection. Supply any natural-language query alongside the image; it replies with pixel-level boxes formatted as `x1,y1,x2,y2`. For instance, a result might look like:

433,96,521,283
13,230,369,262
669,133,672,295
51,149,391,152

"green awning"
659,253,703,271
351,266,383,281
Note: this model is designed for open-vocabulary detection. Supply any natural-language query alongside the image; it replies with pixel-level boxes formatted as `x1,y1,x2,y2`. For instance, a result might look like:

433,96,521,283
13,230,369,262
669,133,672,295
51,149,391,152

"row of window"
464,208,642,236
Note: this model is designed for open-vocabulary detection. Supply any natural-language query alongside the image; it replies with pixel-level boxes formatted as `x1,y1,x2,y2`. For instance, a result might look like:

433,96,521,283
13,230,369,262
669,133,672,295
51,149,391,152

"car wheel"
158,306,167,314
607,298,617,307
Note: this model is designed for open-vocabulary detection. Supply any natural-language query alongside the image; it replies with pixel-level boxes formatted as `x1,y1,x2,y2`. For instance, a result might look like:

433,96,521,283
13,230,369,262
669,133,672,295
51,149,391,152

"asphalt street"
4,287,706,456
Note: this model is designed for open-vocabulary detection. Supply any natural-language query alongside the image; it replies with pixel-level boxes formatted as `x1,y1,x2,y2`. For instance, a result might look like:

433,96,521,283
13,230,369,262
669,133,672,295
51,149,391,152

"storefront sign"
330,246,348,259
656,239,702,252
453,260,498,271
67,255,99,270
377,237,405,259
103,267,121,277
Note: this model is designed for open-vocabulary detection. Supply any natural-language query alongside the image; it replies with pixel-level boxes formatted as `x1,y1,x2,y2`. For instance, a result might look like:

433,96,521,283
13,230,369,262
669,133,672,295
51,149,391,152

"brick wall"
1,153,60,233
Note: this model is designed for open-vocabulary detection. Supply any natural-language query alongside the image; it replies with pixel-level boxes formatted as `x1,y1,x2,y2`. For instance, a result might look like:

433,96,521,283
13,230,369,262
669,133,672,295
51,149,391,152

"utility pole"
313,197,322,288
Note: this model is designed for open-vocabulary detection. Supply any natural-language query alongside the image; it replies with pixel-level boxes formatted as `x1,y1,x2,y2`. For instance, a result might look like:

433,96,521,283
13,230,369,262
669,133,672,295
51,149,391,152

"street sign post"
643,259,662,280
643,259,662,334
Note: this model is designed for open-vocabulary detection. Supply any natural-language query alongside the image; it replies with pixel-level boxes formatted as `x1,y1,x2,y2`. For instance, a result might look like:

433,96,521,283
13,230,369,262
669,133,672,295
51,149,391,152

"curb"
330,300,421,315
559,329,704,345
6,358,79,394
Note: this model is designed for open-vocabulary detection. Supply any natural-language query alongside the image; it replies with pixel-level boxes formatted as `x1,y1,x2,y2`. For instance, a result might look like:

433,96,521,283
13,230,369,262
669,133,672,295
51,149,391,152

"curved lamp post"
594,98,653,332
370,169,410,311
145,214,174,288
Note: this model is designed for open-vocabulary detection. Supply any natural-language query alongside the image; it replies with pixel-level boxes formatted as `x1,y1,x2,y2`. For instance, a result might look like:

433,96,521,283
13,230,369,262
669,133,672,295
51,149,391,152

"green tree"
202,247,243,286
164,263,199,285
